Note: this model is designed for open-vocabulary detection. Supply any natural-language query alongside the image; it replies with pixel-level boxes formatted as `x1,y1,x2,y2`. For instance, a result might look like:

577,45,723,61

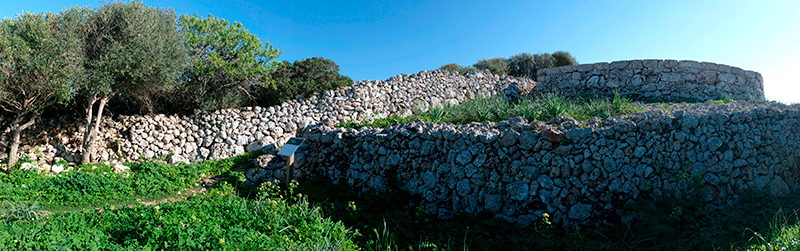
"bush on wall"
473,57,509,76
439,63,478,75
257,57,353,107
552,50,578,67
507,52,537,79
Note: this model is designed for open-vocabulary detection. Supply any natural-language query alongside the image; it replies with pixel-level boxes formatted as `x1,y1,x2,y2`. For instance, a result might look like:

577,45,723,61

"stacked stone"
536,60,764,102
117,69,535,163
292,101,800,227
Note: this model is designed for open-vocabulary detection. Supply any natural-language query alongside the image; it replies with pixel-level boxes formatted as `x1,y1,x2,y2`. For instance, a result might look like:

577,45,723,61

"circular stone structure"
535,59,764,102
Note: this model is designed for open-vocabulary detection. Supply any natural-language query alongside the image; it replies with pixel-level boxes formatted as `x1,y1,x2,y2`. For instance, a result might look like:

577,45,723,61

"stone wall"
278,101,800,227
4,69,533,169
536,59,764,102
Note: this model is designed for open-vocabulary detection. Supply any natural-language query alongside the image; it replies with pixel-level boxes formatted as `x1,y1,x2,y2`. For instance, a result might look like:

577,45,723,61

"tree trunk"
7,116,36,170
81,95,108,164
81,94,97,153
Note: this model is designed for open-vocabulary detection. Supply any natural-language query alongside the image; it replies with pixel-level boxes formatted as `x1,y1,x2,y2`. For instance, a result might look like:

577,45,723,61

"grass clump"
338,92,643,129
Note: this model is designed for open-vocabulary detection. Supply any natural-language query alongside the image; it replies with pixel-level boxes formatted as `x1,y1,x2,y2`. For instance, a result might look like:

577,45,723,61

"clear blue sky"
4,0,799,103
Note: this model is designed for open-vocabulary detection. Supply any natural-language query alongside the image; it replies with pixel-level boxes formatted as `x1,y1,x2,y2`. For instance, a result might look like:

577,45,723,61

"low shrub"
472,57,509,76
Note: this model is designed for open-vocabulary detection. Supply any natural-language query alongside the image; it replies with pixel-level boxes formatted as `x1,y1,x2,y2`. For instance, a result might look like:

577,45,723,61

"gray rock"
456,150,473,165
706,137,724,151
633,147,647,158
768,176,789,197
456,179,472,197
568,204,592,221
500,131,520,147
565,127,593,141
507,181,529,200
484,194,504,213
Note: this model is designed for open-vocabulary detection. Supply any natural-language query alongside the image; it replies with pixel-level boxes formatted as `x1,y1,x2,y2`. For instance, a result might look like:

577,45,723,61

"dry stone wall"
536,59,764,102
277,101,800,227
116,70,534,164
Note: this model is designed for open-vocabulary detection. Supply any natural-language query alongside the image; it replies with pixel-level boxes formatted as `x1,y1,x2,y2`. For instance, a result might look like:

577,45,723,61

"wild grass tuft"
338,92,644,129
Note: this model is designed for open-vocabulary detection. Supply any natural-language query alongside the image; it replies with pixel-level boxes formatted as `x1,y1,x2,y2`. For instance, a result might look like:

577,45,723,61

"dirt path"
139,176,224,206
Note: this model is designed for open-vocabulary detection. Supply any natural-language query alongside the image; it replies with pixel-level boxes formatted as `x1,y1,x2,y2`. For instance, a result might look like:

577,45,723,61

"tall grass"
737,209,800,250
338,92,644,129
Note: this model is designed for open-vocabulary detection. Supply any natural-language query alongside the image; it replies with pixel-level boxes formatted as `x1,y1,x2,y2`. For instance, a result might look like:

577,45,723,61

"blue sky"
3,0,799,103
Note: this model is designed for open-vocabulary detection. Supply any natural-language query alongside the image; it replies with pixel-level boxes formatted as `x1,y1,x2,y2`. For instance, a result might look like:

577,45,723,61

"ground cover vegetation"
438,51,578,79
337,92,642,130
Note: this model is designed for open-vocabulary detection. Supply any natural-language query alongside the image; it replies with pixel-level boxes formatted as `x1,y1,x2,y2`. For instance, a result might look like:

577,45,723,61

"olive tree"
78,1,185,163
552,50,578,67
507,52,536,79
0,12,82,169
172,14,281,113
534,53,556,69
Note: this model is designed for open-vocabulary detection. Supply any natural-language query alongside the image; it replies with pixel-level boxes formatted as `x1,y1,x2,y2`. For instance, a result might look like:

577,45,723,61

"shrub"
507,52,537,79
473,57,509,76
257,57,353,107
552,50,578,67
534,53,557,69
438,63,478,75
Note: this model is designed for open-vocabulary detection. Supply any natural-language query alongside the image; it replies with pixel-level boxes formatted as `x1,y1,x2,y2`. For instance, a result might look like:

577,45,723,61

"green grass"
736,209,800,251
0,150,262,211
337,92,643,129
0,182,357,250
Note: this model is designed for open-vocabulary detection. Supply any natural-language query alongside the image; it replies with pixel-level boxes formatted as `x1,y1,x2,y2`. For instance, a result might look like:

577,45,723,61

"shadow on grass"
281,176,800,251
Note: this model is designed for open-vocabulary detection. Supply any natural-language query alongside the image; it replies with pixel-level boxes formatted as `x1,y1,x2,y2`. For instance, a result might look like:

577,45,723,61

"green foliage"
167,14,282,113
438,63,477,75
473,57,509,76
0,12,79,107
0,189,357,250
534,53,557,69
82,0,186,113
0,11,83,168
507,52,537,79
0,150,259,208
337,93,644,129
258,57,353,107
552,50,579,67
739,209,800,251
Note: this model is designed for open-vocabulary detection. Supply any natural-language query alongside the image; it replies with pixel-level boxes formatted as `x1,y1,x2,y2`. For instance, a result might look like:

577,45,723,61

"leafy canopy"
260,57,353,106
0,12,80,112
175,14,282,112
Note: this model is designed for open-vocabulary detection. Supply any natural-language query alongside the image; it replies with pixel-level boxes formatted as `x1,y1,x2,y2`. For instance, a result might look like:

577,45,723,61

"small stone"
51,164,65,174
507,181,529,200
568,204,592,220
484,194,504,213
499,131,520,147
456,150,473,165
633,147,647,158
456,179,472,197
543,128,566,144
